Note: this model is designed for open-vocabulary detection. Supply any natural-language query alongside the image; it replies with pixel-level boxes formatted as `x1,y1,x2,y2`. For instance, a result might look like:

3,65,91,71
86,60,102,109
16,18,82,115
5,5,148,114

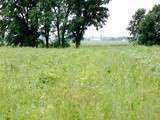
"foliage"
0,0,111,48
0,0,40,47
52,0,74,47
0,44,160,119
138,4,160,45
38,0,54,48
50,40,71,48
68,0,110,48
128,4,160,45
127,9,146,42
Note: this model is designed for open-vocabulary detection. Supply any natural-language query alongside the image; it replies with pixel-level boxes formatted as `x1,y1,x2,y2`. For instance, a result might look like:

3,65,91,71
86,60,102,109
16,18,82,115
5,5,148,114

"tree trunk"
75,31,84,48
75,35,81,48
57,29,61,46
61,25,66,47
46,35,49,48
61,33,65,47
56,21,61,46
61,7,71,47
75,40,80,48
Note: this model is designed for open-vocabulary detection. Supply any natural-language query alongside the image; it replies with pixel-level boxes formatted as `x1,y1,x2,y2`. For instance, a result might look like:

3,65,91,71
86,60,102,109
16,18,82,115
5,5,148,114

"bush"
50,41,71,48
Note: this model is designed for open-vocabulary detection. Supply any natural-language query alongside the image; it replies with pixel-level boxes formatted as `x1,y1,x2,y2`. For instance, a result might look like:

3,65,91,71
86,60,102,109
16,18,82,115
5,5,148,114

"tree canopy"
0,0,111,48
127,8,146,42
128,4,160,45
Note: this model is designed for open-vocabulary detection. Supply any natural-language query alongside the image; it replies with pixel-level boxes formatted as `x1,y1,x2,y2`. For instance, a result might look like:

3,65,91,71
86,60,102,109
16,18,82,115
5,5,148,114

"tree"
69,0,111,48
52,0,73,47
0,0,111,48
138,4,160,45
0,0,40,47
39,0,54,48
127,4,160,46
127,8,146,42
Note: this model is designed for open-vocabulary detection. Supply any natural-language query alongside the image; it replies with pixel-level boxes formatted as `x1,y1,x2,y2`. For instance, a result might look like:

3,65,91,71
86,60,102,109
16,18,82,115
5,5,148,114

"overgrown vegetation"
127,4,160,45
0,0,110,48
0,43,160,120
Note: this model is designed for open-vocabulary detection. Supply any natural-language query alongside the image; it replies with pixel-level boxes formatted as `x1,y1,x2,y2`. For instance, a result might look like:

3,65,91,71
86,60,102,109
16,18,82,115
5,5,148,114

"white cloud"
85,0,160,37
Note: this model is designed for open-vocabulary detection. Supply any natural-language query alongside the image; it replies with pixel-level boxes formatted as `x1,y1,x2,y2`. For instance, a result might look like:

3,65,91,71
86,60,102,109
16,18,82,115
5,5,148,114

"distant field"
0,43,160,120
81,40,129,47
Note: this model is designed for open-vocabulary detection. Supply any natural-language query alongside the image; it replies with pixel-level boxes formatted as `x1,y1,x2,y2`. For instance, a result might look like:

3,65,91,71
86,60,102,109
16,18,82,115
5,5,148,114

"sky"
85,0,160,38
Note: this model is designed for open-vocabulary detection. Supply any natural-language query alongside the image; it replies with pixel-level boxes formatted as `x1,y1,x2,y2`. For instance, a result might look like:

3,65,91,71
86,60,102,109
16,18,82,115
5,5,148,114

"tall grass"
0,44,159,120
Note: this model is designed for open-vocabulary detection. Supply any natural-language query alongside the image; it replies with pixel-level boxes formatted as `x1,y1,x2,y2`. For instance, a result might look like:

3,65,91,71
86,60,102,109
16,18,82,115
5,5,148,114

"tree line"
0,0,111,48
127,4,160,45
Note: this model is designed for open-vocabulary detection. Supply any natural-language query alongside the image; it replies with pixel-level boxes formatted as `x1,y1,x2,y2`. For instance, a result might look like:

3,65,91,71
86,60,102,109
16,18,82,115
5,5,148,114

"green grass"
0,43,160,120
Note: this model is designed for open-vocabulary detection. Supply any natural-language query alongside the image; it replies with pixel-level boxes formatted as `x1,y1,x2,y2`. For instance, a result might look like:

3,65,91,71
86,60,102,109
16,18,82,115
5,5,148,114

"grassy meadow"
0,42,160,120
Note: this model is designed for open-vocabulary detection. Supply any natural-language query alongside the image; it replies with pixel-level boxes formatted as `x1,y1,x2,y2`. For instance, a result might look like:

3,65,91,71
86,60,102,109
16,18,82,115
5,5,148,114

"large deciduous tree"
0,0,111,48
69,0,110,48
127,4,160,46
0,0,40,47
138,4,160,45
